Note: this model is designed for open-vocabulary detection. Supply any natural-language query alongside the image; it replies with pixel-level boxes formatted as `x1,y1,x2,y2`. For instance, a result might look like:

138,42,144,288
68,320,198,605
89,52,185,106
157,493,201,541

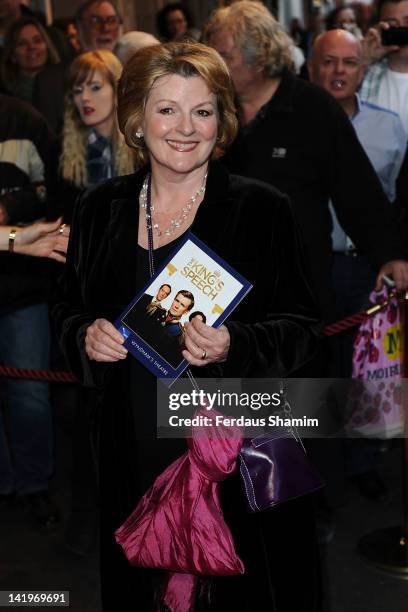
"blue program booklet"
115,233,252,384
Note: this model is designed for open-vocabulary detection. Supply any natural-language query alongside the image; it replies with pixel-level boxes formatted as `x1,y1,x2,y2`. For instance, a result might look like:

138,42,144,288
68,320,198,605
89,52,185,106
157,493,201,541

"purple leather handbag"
239,387,324,513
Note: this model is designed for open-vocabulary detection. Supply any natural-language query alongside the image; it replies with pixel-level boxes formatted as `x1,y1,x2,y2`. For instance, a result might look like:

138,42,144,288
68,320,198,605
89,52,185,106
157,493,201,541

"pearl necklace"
140,172,207,237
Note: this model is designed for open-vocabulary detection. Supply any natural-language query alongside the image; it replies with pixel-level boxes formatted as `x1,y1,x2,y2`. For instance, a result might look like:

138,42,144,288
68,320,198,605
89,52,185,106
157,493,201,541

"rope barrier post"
358,290,408,578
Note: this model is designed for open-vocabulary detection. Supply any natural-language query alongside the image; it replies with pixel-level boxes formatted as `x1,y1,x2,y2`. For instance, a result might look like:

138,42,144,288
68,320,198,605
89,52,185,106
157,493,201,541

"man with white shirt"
360,0,408,134
310,29,407,207
309,28,406,501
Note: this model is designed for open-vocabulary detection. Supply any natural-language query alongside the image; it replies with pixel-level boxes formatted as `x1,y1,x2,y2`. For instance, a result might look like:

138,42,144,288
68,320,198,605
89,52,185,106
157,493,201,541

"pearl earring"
135,131,144,139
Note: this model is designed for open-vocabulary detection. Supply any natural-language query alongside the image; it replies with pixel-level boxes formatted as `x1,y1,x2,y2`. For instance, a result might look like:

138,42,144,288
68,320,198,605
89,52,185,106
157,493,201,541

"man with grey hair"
75,0,122,53
115,31,159,65
204,0,408,322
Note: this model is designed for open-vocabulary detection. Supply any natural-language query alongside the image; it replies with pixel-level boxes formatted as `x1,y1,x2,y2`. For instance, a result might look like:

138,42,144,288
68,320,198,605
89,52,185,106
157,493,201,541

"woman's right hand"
85,318,128,362
16,218,70,262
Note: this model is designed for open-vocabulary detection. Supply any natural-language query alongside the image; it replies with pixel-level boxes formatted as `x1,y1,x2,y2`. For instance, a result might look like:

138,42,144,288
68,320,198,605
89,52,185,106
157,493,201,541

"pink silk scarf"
115,409,244,611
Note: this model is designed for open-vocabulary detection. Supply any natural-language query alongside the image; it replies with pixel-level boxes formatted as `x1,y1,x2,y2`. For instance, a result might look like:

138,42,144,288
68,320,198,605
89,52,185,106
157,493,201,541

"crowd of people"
1,1,408,611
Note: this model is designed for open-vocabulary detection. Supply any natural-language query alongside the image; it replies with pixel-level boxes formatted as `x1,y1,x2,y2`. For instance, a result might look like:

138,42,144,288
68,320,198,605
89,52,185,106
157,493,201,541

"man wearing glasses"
76,0,122,52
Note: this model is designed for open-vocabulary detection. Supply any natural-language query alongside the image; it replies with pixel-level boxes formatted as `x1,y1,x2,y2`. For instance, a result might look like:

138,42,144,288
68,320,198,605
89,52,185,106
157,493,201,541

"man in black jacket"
0,95,59,529
204,1,408,323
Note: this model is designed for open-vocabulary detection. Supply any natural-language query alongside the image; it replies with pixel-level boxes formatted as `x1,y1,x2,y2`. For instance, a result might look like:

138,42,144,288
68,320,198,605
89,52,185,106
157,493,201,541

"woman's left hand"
182,318,230,366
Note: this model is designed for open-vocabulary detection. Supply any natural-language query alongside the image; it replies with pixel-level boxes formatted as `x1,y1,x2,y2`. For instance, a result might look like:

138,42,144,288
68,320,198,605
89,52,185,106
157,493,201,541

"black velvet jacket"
53,162,322,387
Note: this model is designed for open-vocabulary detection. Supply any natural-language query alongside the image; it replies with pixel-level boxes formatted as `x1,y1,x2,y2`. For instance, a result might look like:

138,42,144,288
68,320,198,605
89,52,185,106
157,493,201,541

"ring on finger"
201,349,207,360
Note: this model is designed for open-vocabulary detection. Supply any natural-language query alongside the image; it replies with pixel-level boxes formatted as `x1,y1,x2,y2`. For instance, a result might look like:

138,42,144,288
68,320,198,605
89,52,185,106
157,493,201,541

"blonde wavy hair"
117,41,238,168
60,49,134,187
203,1,295,77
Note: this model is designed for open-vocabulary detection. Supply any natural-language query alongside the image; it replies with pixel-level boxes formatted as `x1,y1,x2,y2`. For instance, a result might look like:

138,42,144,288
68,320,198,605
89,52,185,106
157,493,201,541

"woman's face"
166,9,187,39
335,8,356,28
142,74,218,177
13,24,48,73
73,69,115,136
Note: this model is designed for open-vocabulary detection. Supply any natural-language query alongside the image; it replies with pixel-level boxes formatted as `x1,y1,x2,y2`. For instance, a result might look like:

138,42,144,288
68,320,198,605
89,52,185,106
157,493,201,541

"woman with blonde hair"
60,49,133,188
0,16,59,103
59,48,134,221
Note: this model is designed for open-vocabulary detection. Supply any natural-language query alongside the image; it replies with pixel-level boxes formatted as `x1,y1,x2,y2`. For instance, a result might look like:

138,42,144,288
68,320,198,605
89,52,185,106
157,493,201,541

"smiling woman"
140,73,218,185
0,16,59,102
54,41,321,611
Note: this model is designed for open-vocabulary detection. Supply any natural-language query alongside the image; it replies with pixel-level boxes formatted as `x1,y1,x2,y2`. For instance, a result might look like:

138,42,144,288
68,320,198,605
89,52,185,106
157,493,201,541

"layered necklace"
140,171,207,238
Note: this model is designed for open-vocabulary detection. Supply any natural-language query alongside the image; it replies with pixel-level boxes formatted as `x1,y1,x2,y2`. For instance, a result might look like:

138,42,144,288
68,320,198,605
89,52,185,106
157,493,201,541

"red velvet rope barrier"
323,290,398,336
0,366,76,383
323,311,366,336
0,292,403,382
